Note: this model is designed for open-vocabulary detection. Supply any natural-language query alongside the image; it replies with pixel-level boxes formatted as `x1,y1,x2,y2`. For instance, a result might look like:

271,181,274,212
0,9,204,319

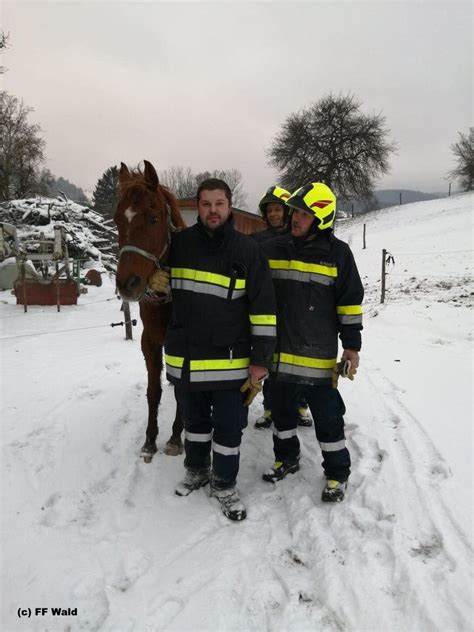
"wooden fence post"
381,248,387,304
399,192,402,205
21,260,28,313
363,223,366,249
56,261,60,312
122,301,133,340
448,182,451,197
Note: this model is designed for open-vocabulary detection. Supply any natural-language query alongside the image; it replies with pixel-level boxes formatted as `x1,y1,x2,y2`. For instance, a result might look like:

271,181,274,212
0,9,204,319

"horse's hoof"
140,441,157,463
164,442,183,456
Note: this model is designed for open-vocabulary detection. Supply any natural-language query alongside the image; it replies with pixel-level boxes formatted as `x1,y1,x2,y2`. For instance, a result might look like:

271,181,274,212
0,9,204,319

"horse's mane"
160,184,187,230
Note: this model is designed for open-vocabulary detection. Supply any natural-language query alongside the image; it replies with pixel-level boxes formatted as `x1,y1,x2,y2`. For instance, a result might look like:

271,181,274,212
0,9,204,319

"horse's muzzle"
116,275,146,302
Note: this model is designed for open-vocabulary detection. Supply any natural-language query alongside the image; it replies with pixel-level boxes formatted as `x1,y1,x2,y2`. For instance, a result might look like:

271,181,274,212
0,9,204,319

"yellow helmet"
258,185,291,219
286,182,336,230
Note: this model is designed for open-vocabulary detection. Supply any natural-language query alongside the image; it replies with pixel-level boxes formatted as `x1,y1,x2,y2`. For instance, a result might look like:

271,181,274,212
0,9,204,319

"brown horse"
114,160,186,461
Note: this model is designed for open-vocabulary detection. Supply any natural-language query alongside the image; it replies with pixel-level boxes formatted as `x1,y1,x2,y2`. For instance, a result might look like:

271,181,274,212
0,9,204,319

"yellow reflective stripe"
279,352,337,369
269,259,290,270
273,353,279,362
290,260,338,277
249,314,277,325
172,267,230,288
336,305,363,315
165,354,184,368
268,259,338,277
171,268,246,289
190,358,250,371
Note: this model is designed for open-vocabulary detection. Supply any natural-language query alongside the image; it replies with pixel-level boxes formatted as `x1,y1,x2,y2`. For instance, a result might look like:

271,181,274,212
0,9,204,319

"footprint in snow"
71,575,109,630
391,414,401,427
410,534,443,561
112,548,153,593
429,462,451,481
38,492,61,527
284,548,307,567
77,385,104,399
104,362,120,370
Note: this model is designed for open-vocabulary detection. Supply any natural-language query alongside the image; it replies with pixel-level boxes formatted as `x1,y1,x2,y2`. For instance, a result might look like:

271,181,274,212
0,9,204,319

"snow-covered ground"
1,193,473,631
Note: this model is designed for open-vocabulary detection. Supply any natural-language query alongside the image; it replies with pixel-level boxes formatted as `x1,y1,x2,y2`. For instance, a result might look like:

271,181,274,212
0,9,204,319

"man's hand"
342,349,359,369
332,350,359,388
240,365,268,407
249,365,269,382
148,269,171,294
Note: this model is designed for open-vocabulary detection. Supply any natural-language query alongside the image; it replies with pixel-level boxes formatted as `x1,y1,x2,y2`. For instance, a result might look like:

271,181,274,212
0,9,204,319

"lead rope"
143,203,182,302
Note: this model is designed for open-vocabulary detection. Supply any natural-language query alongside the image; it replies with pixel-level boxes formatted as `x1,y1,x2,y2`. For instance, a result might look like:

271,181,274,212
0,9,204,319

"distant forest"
338,189,449,217
42,175,90,204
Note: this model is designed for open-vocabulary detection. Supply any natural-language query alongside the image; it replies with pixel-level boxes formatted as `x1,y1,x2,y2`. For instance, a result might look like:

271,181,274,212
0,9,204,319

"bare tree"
448,131,473,192
0,31,9,74
268,93,396,200
159,165,196,199
0,91,46,200
195,168,248,208
160,165,248,208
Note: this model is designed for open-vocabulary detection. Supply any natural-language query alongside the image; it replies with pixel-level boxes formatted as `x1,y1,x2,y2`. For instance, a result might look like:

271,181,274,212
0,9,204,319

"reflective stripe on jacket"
262,231,363,385
165,216,277,391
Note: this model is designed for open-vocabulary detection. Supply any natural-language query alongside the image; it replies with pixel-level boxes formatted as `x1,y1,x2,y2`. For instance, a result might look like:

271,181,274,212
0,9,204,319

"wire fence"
0,318,138,341
380,247,473,303
0,296,119,320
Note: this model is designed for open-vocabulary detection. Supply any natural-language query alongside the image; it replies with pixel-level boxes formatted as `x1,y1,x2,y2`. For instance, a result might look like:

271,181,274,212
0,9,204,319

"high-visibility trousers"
270,381,351,482
176,387,248,489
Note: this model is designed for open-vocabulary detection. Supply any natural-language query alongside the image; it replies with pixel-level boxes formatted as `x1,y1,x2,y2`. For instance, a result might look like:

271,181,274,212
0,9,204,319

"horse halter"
118,202,180,271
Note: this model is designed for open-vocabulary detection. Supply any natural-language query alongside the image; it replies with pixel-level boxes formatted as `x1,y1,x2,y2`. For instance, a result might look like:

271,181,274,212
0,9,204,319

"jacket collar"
196,213,235,246
278,230,332,256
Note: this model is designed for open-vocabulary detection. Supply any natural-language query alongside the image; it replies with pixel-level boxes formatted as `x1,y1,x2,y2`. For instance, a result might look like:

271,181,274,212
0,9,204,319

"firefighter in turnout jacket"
261,182,364,502
165,178,277,521
251,185,313,429
251,185,291,243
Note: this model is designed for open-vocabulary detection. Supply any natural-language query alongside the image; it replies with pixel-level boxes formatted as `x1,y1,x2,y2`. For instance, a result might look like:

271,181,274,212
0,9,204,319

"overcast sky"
2,0,472,209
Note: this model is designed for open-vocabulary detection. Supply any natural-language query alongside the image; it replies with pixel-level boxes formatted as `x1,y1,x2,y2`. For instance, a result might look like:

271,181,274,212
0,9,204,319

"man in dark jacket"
165,178,277,521
251,186,313,429
261,182,364,503
251,185,291,244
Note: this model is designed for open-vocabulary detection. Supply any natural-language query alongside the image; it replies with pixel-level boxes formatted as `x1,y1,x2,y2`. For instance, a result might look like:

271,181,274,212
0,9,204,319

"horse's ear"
144,160,159,191
119,162,131,183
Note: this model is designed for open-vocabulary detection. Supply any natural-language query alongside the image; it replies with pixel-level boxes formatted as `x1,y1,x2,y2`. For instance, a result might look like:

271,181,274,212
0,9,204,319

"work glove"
148,269,171,295
240,375,265,407
332,359,357,389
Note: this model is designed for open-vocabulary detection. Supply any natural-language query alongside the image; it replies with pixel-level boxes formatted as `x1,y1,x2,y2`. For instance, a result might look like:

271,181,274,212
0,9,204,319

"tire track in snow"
238,374,473,632
341,362,472,631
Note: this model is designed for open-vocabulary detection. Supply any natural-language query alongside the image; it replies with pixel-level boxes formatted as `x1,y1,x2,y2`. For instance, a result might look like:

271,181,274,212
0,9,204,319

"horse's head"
114,160,183,302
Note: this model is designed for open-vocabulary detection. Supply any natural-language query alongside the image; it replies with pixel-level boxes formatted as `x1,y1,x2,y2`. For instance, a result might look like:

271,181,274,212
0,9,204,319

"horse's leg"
164,393,184,456
140,340,163,463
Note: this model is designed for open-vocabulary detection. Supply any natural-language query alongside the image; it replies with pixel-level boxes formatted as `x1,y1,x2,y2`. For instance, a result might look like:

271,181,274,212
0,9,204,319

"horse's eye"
148,216,158,225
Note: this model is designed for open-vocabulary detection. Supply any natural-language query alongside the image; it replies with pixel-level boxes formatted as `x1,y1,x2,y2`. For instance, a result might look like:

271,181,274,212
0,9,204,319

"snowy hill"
1,193,473,631
374,189,449,207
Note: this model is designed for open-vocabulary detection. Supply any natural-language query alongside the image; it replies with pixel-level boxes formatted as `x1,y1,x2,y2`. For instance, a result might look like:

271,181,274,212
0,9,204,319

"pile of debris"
0,195,118,271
